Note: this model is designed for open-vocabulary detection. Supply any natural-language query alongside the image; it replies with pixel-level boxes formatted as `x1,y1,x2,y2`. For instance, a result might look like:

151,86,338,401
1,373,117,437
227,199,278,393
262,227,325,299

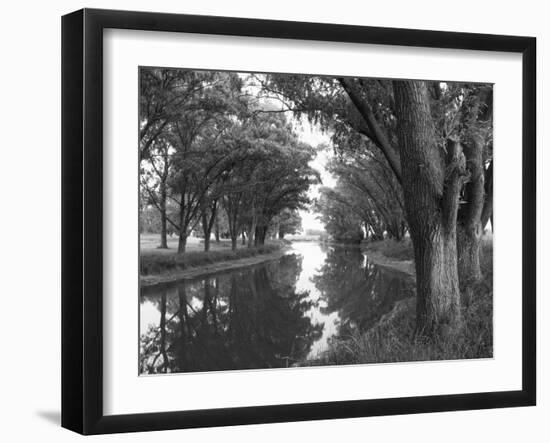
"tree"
139,68,218,161
140,136,173,248
315,186,364,243
260,73,493,336
393,80,466,334
326,148,406,241
161,72,243,252
271,209,303,239
220,111,318,249
452,85,493,286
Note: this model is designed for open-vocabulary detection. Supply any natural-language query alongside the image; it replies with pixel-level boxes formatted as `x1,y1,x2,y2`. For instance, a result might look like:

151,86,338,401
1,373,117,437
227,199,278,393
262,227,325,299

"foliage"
269,208,303,238
140,68,319,252
315,186,364,243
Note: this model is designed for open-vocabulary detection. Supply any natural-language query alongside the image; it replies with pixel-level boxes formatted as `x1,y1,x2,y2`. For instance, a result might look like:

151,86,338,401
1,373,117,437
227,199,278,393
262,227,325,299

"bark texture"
456,137,485,286
159,181,168,249
393,80,464,335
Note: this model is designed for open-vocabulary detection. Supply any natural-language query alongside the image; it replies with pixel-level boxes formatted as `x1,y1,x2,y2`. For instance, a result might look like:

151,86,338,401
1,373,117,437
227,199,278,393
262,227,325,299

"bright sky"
294,119,335,232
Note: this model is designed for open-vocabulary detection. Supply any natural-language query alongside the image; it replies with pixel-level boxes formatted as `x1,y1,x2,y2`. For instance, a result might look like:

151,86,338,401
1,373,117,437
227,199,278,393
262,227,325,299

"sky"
294,119,335,232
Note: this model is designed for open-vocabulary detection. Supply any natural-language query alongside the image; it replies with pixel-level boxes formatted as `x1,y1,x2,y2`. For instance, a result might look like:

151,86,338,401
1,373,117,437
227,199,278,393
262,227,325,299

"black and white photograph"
138,68,494,375
0,0,543,439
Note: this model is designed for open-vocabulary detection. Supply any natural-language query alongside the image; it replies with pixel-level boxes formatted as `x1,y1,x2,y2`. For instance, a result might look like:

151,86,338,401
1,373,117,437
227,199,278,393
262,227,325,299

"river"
139,241,414,374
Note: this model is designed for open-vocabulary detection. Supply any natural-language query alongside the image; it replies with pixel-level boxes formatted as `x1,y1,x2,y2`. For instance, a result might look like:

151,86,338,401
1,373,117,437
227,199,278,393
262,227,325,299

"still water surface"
139,241,414,374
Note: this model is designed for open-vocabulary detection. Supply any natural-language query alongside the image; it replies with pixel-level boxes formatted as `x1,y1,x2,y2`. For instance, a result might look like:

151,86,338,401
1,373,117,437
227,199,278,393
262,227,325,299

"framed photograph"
61,8,536,435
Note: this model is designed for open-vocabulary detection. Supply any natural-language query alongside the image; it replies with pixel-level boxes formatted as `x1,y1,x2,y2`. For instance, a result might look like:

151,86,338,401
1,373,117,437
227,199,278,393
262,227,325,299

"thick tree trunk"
230,234,237,251
278,229,284,240
257,226,267,245
241,231,246,245
177,231,187,253
393,80,463,335
201,214,213,252
413,224,462,334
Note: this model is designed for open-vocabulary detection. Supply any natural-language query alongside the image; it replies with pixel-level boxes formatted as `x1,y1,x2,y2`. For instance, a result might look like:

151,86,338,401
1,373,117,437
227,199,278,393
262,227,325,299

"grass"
363,237,414,261
307,238,493,365
140,234,239,254
140,241,285,276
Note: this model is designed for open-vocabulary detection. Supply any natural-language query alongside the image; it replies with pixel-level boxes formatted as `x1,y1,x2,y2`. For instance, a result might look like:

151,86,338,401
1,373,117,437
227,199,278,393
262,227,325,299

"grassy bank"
362,238,414,261
140,241,286,276
308,238,493,365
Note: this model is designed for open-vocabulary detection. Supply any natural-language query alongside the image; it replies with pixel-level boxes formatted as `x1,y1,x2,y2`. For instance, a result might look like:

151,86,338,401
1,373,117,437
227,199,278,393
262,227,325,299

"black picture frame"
61,8,537,435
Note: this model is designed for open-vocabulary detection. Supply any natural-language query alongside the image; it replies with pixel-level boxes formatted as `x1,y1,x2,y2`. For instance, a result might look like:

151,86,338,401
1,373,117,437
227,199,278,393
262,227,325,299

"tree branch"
338,77,402,184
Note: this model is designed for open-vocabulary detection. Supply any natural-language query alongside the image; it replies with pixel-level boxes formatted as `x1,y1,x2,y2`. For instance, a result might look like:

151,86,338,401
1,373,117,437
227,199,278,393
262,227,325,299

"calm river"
139,241,414,374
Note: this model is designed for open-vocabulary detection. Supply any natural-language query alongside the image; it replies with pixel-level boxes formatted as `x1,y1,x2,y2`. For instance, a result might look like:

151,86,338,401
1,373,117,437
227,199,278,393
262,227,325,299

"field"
139,233,287,277
140,233,240,254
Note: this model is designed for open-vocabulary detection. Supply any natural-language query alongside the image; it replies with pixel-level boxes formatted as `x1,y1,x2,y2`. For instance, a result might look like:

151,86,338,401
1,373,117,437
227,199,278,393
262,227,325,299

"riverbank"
140,241,289,287
306,238,493,366
362,238,415,277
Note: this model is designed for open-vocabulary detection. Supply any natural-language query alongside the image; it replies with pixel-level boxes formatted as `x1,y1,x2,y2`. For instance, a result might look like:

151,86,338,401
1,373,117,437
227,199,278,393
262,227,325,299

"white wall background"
0,0,546,441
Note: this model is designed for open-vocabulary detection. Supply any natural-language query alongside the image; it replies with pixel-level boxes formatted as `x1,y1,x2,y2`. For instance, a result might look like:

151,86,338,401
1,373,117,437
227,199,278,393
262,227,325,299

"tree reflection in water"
312,246,415,336
140,254,323,374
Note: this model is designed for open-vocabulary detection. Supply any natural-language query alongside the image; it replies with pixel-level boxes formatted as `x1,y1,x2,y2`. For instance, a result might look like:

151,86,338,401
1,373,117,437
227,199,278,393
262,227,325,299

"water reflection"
140,254,323,374
313,246,415,337
139,242,414,374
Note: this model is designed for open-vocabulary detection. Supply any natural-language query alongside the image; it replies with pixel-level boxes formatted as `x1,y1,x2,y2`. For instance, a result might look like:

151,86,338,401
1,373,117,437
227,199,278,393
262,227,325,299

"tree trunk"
393,80,464,336
278,229,284,240
201,212,213,252
177,193,187,254
257,226,267,245
241,231,246,245
457,224,481,298
214,214,220,242
248,217,257,248
456,137,485,287
158,182,168,249
230,234,237,251
254,226,260,246
412,224,462,334
178,231,187,253
200,201,217,252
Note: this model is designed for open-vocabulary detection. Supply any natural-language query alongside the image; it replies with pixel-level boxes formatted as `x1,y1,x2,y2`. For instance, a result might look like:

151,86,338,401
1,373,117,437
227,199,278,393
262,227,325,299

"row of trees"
315,147,406,243
139,69,316,253
258,74,493,336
